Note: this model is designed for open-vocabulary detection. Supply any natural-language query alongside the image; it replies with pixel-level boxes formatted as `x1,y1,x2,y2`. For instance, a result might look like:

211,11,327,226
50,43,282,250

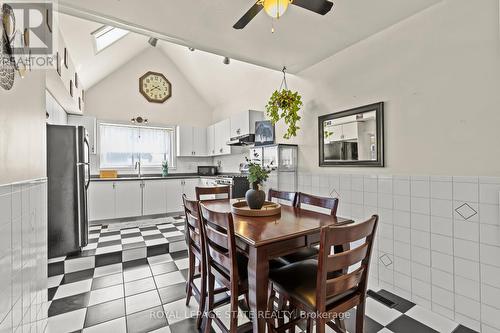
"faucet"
135,160,142,178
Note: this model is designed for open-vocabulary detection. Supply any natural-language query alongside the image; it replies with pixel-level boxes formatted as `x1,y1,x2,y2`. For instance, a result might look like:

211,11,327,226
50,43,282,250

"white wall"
0,71,47,184
85,47,212,128
209,0,500,177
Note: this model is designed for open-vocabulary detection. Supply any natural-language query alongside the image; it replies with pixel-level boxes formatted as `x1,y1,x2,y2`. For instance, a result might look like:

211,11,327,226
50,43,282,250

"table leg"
248,246,269,333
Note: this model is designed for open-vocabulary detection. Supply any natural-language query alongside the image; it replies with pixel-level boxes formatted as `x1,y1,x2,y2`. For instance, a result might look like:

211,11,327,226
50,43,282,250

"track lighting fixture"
148,37,158,47
223,57,230,65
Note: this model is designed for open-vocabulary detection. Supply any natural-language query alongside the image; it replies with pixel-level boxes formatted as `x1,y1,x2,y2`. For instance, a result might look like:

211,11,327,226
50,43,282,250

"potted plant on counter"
245,163,270,210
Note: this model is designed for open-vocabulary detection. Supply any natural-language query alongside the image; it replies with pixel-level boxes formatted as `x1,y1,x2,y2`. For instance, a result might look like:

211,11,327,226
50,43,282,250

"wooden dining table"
200,199,354,333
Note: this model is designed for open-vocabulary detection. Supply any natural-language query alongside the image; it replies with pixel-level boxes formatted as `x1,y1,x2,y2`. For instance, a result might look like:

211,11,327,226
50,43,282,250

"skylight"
92,25,129,53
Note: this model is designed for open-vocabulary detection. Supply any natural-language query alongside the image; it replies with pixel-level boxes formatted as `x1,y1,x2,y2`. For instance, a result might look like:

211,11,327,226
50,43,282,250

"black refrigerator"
47,125,90,258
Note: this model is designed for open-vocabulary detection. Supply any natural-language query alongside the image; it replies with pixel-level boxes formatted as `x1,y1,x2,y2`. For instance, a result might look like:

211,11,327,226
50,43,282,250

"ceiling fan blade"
292,0,334,15
233,2,263,29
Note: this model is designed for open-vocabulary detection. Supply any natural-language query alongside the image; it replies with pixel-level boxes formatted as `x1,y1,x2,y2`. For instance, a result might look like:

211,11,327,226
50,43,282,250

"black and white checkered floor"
46,218,477,333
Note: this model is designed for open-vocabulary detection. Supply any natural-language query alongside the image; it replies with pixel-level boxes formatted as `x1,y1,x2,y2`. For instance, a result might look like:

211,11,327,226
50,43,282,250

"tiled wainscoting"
291,173,500,332
0,179,48,332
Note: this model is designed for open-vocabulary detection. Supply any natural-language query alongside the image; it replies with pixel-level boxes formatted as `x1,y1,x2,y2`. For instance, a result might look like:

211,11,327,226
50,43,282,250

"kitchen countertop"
90,173,247,182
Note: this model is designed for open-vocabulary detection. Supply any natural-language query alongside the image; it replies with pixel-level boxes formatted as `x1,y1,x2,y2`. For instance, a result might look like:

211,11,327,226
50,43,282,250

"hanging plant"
265,67,303,139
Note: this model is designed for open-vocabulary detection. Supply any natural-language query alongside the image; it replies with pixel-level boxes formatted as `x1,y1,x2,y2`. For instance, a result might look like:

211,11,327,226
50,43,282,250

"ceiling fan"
233,0,334,30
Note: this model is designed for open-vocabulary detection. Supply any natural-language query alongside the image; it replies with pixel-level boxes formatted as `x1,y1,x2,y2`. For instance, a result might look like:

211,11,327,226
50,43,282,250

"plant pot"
245,184,266,210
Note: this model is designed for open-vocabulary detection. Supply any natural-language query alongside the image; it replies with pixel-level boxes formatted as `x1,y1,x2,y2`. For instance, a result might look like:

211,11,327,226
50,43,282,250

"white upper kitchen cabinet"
341,122,359,141
88,181,115,221
214,119,232,156
114,181,142,219
177,126,207,157
67,114,97,154
207,124,215,156
230,110,264,139
166,179,184,213
142,180,167,215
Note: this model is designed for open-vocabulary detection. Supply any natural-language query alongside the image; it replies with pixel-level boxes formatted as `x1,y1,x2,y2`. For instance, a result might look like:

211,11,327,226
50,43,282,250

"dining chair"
182,195,206,329
268,189,298,206
280,192,340,264
296,192,339,216
266,215,379,333
199,203,253,333
195,185,231,201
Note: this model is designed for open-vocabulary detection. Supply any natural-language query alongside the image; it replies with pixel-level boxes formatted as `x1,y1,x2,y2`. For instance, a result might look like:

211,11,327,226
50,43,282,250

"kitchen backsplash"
292,172,500,333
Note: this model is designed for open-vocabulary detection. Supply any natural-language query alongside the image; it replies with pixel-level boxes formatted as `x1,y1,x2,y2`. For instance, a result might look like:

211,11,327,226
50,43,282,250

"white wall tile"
431,234,453,255
364,192,378,207
411,229,430,249
432,252,454,273
454,220,479,242
394,195,411,212
412,278,431,300
364,176,378,193
432,285,455,310
480,243,500,267
455,294,480,319
480,224,500,246
432,268,454,291
455,276,480,300
481,304,500,329
411,180,430,198
453,238,479,261
351,191,363,205
394,226,410,243
412,262,431,282
479,203,499,226
482,263,500,289
481,284,500,310
431,181,453,200
351,176,363,191
378,177,393,194
412,246,431,266
479,183,500,205
394,241,411,259
411,213,430,232
453,182,479,203
394,271,411,290
431,216,453,237
454,257,480,281
411,197,430,215
394,179,410,196
430,199,453,218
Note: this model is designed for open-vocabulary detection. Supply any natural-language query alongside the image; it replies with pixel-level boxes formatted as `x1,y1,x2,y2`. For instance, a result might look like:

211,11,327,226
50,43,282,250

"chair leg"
185,253,195,305
306,318,314,333
356,302,365,333
229,288,239,333
204,273,215,333
267,283,276,332
196,264,207,329
316,317,326,333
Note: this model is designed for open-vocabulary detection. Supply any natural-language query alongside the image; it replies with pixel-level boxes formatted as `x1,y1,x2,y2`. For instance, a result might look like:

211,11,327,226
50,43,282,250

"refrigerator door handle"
84,137,91,190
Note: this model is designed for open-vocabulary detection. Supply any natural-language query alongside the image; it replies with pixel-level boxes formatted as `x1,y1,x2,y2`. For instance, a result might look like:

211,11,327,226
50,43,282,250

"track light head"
148,37,158,47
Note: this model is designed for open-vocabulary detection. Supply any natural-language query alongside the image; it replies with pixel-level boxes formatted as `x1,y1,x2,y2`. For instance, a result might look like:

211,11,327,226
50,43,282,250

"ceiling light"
188,47,195,52
223,57,230,65
262,0,291,19
131,116,148,124
148,37,158,47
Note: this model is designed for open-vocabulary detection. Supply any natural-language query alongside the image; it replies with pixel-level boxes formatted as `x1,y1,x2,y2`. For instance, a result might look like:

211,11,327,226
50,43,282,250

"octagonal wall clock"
139,71,172,103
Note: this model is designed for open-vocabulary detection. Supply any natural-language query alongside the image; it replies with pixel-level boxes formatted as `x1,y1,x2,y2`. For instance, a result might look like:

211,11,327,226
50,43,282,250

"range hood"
227,134,256,146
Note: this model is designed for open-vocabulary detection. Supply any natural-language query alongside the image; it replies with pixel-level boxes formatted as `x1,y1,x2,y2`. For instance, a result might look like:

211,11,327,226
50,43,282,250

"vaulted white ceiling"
58,0,442,75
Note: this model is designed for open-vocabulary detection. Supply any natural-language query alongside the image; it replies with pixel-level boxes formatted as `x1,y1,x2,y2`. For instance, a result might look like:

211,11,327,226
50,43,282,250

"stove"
215,174,250,198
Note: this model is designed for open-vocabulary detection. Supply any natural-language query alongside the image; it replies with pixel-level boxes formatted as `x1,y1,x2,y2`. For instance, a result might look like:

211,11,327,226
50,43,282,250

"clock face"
139,72,172,103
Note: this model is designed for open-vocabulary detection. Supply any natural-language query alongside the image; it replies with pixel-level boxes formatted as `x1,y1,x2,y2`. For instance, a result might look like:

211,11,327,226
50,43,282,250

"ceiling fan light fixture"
262,0,291,19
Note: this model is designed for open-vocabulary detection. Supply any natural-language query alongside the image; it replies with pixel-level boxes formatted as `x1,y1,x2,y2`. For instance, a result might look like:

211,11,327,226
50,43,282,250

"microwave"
198,166,218,176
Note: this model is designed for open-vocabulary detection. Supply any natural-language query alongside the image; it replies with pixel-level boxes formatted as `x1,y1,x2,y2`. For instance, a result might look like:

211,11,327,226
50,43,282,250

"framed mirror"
319,102,384,167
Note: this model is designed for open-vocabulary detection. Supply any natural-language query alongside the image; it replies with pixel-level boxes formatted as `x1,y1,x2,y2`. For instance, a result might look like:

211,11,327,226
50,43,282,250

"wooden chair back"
182,194,204,254
195,186,231,201
268,189,297,206
316,215,379,312
296,192,339,216
199,203,240,285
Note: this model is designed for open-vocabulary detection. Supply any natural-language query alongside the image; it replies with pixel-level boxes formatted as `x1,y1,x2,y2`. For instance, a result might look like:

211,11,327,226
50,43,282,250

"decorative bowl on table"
231,200,281,217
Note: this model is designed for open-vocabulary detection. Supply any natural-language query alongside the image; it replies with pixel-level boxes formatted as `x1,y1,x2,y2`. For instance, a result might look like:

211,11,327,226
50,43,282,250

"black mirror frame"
318,102,385,167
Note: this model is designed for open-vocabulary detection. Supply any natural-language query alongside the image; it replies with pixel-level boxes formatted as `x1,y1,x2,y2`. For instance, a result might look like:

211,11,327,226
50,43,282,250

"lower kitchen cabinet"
89,178,201,221
166,179,184,213
143,180,168,215
88,181,115,221
115,181,142,219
